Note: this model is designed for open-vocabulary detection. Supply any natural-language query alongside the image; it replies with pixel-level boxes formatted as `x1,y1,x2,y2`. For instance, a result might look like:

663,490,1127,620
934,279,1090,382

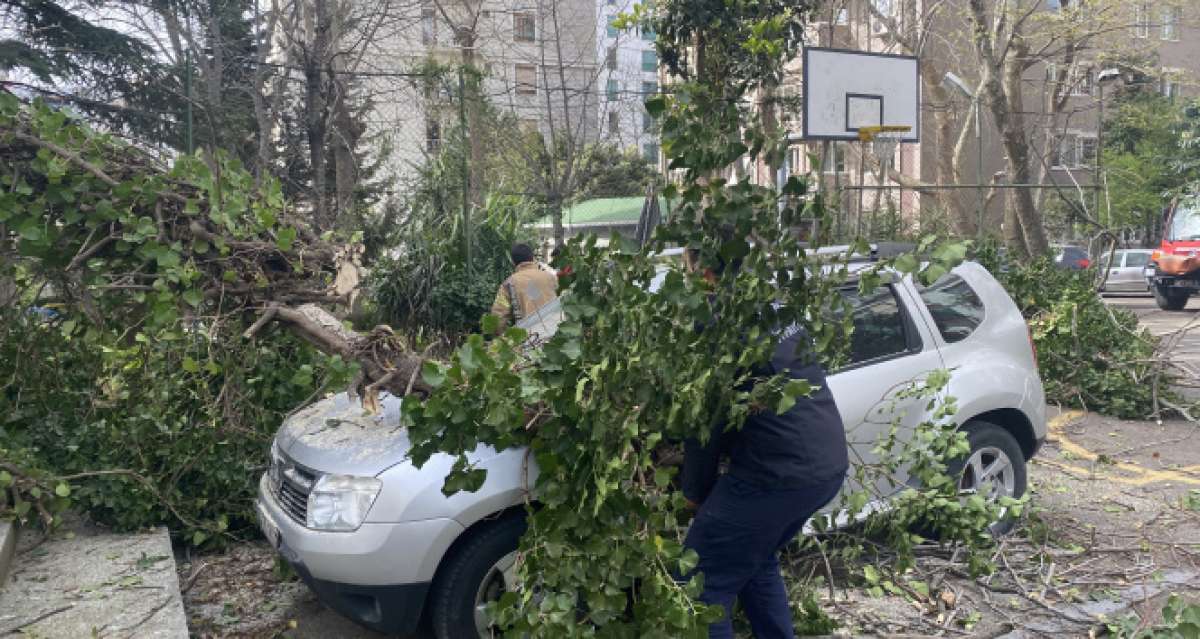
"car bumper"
256,474,464,634
279,540,431,635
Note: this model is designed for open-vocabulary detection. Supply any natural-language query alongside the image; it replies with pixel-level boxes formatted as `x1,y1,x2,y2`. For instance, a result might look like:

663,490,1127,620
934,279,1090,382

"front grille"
271,454,317,525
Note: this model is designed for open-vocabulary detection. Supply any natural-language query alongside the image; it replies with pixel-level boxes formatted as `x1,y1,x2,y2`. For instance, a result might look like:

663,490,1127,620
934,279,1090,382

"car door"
1119,251,1151,291
822,277,945,514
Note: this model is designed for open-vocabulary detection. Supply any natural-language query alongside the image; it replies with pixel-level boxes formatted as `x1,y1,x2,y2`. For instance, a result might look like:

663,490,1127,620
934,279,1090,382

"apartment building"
357,0,600,184
595,0,661,163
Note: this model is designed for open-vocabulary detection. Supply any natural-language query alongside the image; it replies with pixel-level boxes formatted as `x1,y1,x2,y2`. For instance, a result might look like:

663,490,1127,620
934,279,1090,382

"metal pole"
185,47,194,154
1095,82,1105,230
975,97,984,239
459,66,471,274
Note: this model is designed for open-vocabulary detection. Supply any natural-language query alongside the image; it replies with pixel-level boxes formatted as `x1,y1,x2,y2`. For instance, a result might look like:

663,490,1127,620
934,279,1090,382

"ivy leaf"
422,361,446,389
54,483,70,497
275,227,297,252
181,289,203,308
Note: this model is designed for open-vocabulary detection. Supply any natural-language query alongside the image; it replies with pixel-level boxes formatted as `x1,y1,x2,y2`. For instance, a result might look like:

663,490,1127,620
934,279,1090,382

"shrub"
980,247,1164,419
1,310,354,545
370,195,537,335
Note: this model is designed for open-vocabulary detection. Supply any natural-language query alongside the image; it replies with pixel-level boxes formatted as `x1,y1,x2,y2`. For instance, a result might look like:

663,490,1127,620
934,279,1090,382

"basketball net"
858,125,911,179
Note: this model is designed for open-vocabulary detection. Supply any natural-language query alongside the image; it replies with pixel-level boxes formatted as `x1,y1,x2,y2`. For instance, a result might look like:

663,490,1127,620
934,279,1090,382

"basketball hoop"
858,125,911,175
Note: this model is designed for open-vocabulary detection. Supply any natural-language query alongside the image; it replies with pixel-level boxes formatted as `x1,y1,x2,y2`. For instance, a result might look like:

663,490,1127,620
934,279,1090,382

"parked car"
256,262,1046,639
1098,249,1153,295
1052,245,1091,270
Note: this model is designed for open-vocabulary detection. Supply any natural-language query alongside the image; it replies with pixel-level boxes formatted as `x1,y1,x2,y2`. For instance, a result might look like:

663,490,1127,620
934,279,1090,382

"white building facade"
595,0,660,163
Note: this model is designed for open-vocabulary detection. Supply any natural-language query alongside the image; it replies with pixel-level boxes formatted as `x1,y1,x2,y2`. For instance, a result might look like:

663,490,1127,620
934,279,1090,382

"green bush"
1,311,354,545
981,248,1163,419
370,195,536,335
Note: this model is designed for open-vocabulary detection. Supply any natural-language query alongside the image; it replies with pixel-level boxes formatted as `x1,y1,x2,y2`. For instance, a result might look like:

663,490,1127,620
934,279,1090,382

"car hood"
276,392,415,477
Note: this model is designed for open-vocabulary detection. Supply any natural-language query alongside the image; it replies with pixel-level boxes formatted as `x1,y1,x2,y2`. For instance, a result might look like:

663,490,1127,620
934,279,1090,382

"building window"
788,145,805,176
1134,3,1151,38
608,111,619,135
421,8,437,45
835,8,849,24
426,119,441,152
871,0,894,16
516,64,537,95
1162,6,1182,41
606,46,617,71
824,143,845,174
1069,67,1093,96
1053,133,1096,168
514,12,536,42
607,16,619,37
643,110,655,133
642,24,655,41
641,50,657,72
642,143,659,163
1079,136,1098,167
607,79,619,100
1162,76,1181,99
641,80,657,95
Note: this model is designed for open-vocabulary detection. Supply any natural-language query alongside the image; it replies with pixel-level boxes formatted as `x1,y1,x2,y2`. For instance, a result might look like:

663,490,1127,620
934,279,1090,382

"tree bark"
304,0,332,230
967,0,1049,258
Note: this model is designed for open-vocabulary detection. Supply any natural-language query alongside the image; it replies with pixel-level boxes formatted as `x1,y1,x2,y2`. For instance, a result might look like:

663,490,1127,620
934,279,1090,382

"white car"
256,261,1045,638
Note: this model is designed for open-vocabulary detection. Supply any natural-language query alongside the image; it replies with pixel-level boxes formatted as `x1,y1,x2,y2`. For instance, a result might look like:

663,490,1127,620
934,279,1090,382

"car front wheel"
946,421,1027,536
430,515,526,639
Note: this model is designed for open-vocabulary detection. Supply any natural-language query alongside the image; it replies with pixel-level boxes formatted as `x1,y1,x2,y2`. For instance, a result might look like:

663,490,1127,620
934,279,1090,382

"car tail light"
1076,258,1090,268
1151,250,1162,261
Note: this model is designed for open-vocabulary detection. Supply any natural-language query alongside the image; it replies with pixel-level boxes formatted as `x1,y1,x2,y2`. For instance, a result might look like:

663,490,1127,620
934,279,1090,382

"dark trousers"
683,473,845,639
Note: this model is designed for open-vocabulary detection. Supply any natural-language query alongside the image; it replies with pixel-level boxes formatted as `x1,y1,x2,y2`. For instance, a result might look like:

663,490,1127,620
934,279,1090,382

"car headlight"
306,474,382,531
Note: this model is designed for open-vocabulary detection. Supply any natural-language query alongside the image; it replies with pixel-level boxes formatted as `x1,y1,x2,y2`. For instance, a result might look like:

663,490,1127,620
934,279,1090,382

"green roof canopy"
536,196,671,227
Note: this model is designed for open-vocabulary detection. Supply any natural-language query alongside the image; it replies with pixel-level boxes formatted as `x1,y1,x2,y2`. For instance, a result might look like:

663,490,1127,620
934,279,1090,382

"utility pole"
185,47,194,154
459,66,471,274
1096,68,1121,229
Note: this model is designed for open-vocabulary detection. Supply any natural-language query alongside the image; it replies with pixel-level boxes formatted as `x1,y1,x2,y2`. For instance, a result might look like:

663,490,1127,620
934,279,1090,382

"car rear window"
1125,252,1150,268
916,274,985,344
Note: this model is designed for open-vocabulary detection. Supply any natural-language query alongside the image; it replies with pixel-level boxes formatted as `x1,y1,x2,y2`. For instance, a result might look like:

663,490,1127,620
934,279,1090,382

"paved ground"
1105,293,1200,385
0,521,189,638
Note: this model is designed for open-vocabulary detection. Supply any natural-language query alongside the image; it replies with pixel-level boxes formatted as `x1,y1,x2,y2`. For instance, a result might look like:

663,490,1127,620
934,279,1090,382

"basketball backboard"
802,47,920,142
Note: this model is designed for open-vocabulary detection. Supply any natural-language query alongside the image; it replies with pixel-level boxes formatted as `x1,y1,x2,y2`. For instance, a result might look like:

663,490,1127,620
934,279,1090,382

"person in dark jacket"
681,255,848,639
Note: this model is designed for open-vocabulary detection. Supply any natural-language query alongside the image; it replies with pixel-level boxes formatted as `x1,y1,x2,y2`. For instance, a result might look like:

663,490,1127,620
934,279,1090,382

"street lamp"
1095,68,1121,229
942,72,984,237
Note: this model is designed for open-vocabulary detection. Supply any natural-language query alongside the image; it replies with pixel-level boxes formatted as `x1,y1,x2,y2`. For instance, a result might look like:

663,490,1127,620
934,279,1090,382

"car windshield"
1168,196,1200,241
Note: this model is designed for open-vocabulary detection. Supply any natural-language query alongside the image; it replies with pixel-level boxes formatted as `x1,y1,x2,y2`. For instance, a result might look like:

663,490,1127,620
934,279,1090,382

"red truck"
1148,194,1200,310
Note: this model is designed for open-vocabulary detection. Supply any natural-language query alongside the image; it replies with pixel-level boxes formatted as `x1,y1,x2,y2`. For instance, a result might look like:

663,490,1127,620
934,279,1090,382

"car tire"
1153,284,1189,311
430,514,527,639
944,421,1027,537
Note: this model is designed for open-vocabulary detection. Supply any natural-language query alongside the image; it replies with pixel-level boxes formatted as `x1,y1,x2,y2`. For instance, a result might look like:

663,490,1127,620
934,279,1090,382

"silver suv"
256,261,1045,638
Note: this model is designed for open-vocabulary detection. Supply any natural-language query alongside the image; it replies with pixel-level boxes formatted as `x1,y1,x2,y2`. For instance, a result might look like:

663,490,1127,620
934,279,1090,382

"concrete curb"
0,522,15,588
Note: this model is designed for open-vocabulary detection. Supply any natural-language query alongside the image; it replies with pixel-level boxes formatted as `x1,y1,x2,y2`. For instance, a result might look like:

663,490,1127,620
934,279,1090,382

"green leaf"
481,313,500,334
863,565,880,585
54,483,71,497
421,361,446,389
275,227,297,252
181,357,200,373
181,289,203,308
645,95,667,116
